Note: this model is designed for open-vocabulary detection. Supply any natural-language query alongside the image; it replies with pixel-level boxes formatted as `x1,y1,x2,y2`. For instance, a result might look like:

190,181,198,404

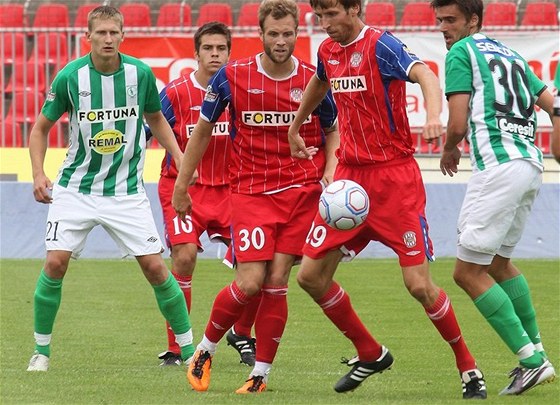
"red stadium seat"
521,2,559,26
74,4,101,28
484,2,517,27
237,2,261,27
156,3,192,27
400,2,436,27
28,33,68,69
0,121,23,147
32,3,69,28
120,3,151,27
4,61,46,93
1,33,27,64
297,2,316,26
5,91,45,125
0,3,28,27
364,2,396,28
197,3,232,26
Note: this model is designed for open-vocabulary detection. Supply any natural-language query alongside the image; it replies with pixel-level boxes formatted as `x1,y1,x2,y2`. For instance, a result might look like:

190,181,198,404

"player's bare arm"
288,75,330,159
409,63,444,143
534,89,558,163
322,124,340,185
28,113,56,204
144,111,183,169
172,118,215,221
441,93,470,177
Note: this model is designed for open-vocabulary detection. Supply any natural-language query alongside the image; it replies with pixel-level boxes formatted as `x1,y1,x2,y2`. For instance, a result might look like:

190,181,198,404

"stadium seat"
521,2,559,27
399,2,436,27
197,3,233,26
156,3,192,27
5,91,45,125
32,3,69,28
484,2,517,27
297,2,316,27
28,33,68,69
537,131,551,154
0,121,23,147
364,2,396,28
4,61,46,93
74,3,101,28
1,33,27,64
0,3,28,27
120,3,151,27
237,2,260,27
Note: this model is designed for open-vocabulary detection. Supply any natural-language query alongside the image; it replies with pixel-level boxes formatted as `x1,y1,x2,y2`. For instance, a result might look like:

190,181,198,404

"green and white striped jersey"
43,53,161,196
445,33,546,173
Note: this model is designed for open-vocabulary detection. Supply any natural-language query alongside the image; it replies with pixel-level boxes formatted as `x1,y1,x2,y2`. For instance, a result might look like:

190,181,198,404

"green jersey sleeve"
445,41,473,96
42,71,69,122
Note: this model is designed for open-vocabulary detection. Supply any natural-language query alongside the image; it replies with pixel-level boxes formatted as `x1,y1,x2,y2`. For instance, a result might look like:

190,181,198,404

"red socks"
254,286,288,363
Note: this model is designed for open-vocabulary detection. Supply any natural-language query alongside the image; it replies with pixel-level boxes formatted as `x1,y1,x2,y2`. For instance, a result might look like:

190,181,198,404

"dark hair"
88,5,123,32
430,0,483,29
259,0,300,30
194,22,232,53
309,0,362,17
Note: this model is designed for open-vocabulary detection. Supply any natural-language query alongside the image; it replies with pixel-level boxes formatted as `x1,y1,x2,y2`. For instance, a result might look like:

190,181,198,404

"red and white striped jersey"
317,26,422,164
201,54,337,195
157,71,231,186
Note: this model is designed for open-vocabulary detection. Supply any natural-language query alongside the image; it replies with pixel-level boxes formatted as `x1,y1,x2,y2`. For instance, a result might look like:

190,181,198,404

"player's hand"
33,174,53,204
172,186,193,222
422,118,444,143
440,147,461,177
288,128,317,160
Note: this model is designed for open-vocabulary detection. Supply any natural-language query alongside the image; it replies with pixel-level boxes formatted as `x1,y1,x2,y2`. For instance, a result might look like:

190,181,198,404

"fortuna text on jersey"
330,76,367,93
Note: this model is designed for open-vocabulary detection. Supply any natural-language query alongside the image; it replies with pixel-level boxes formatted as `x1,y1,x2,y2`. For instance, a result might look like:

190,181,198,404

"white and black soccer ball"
318,180,369,230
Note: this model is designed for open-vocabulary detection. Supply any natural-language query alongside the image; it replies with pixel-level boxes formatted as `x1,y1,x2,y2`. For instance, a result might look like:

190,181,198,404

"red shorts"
230,183,322,263
303,157,434,267
158,176,231,250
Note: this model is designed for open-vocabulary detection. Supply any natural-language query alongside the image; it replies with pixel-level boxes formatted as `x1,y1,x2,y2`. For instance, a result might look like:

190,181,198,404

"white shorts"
45,185,165,259
457,159,542,265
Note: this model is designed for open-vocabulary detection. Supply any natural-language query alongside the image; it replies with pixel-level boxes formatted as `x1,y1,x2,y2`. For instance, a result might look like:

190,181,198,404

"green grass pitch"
1,258,558,404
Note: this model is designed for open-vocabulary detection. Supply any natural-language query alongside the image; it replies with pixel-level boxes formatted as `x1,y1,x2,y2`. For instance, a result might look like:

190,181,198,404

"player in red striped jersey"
173,0,339,394
288,0,486,398
148,23,261,367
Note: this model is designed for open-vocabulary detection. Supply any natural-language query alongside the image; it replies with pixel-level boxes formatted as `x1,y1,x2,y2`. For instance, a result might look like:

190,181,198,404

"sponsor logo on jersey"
79,90,91,97
497,116,535,139
350,52,363,68
186,121,229,138
46,89,55,102
330,76,367,93
475,41,515,57
290,88,304,103
78,106,139,123
327,59,340,65
88,129,127,155
242,111,311,126
403,231,417,248
248,88,265,94
204,85,218,102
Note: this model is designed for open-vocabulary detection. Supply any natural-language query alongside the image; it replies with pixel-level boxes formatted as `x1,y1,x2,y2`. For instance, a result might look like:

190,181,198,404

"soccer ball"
318,180,369,230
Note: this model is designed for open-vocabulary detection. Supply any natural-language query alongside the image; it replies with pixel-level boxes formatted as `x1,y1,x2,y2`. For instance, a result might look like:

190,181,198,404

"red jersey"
201,54,337,194
158,71,231,186
316,26,422,164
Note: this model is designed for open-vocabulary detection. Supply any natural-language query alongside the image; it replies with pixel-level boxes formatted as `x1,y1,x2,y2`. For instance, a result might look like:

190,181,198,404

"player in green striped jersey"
432,0,556,396
552,63,560,163
26,6,195,372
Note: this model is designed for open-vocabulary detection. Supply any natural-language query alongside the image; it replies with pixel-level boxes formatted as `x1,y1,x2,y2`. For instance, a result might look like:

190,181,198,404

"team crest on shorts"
290,88,303,103
350,52,363,68
403,231,417,248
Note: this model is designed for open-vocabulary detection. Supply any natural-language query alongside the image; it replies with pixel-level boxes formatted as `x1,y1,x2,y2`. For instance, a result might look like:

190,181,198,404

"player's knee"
172,252,196,276
296,269,320,293
406,282,432,304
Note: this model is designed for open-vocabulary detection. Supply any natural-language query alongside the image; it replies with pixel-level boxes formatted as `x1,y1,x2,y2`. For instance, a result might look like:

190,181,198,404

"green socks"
152,272,194,360
33,269,63,357
499,275,546,357
474,283,542,368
